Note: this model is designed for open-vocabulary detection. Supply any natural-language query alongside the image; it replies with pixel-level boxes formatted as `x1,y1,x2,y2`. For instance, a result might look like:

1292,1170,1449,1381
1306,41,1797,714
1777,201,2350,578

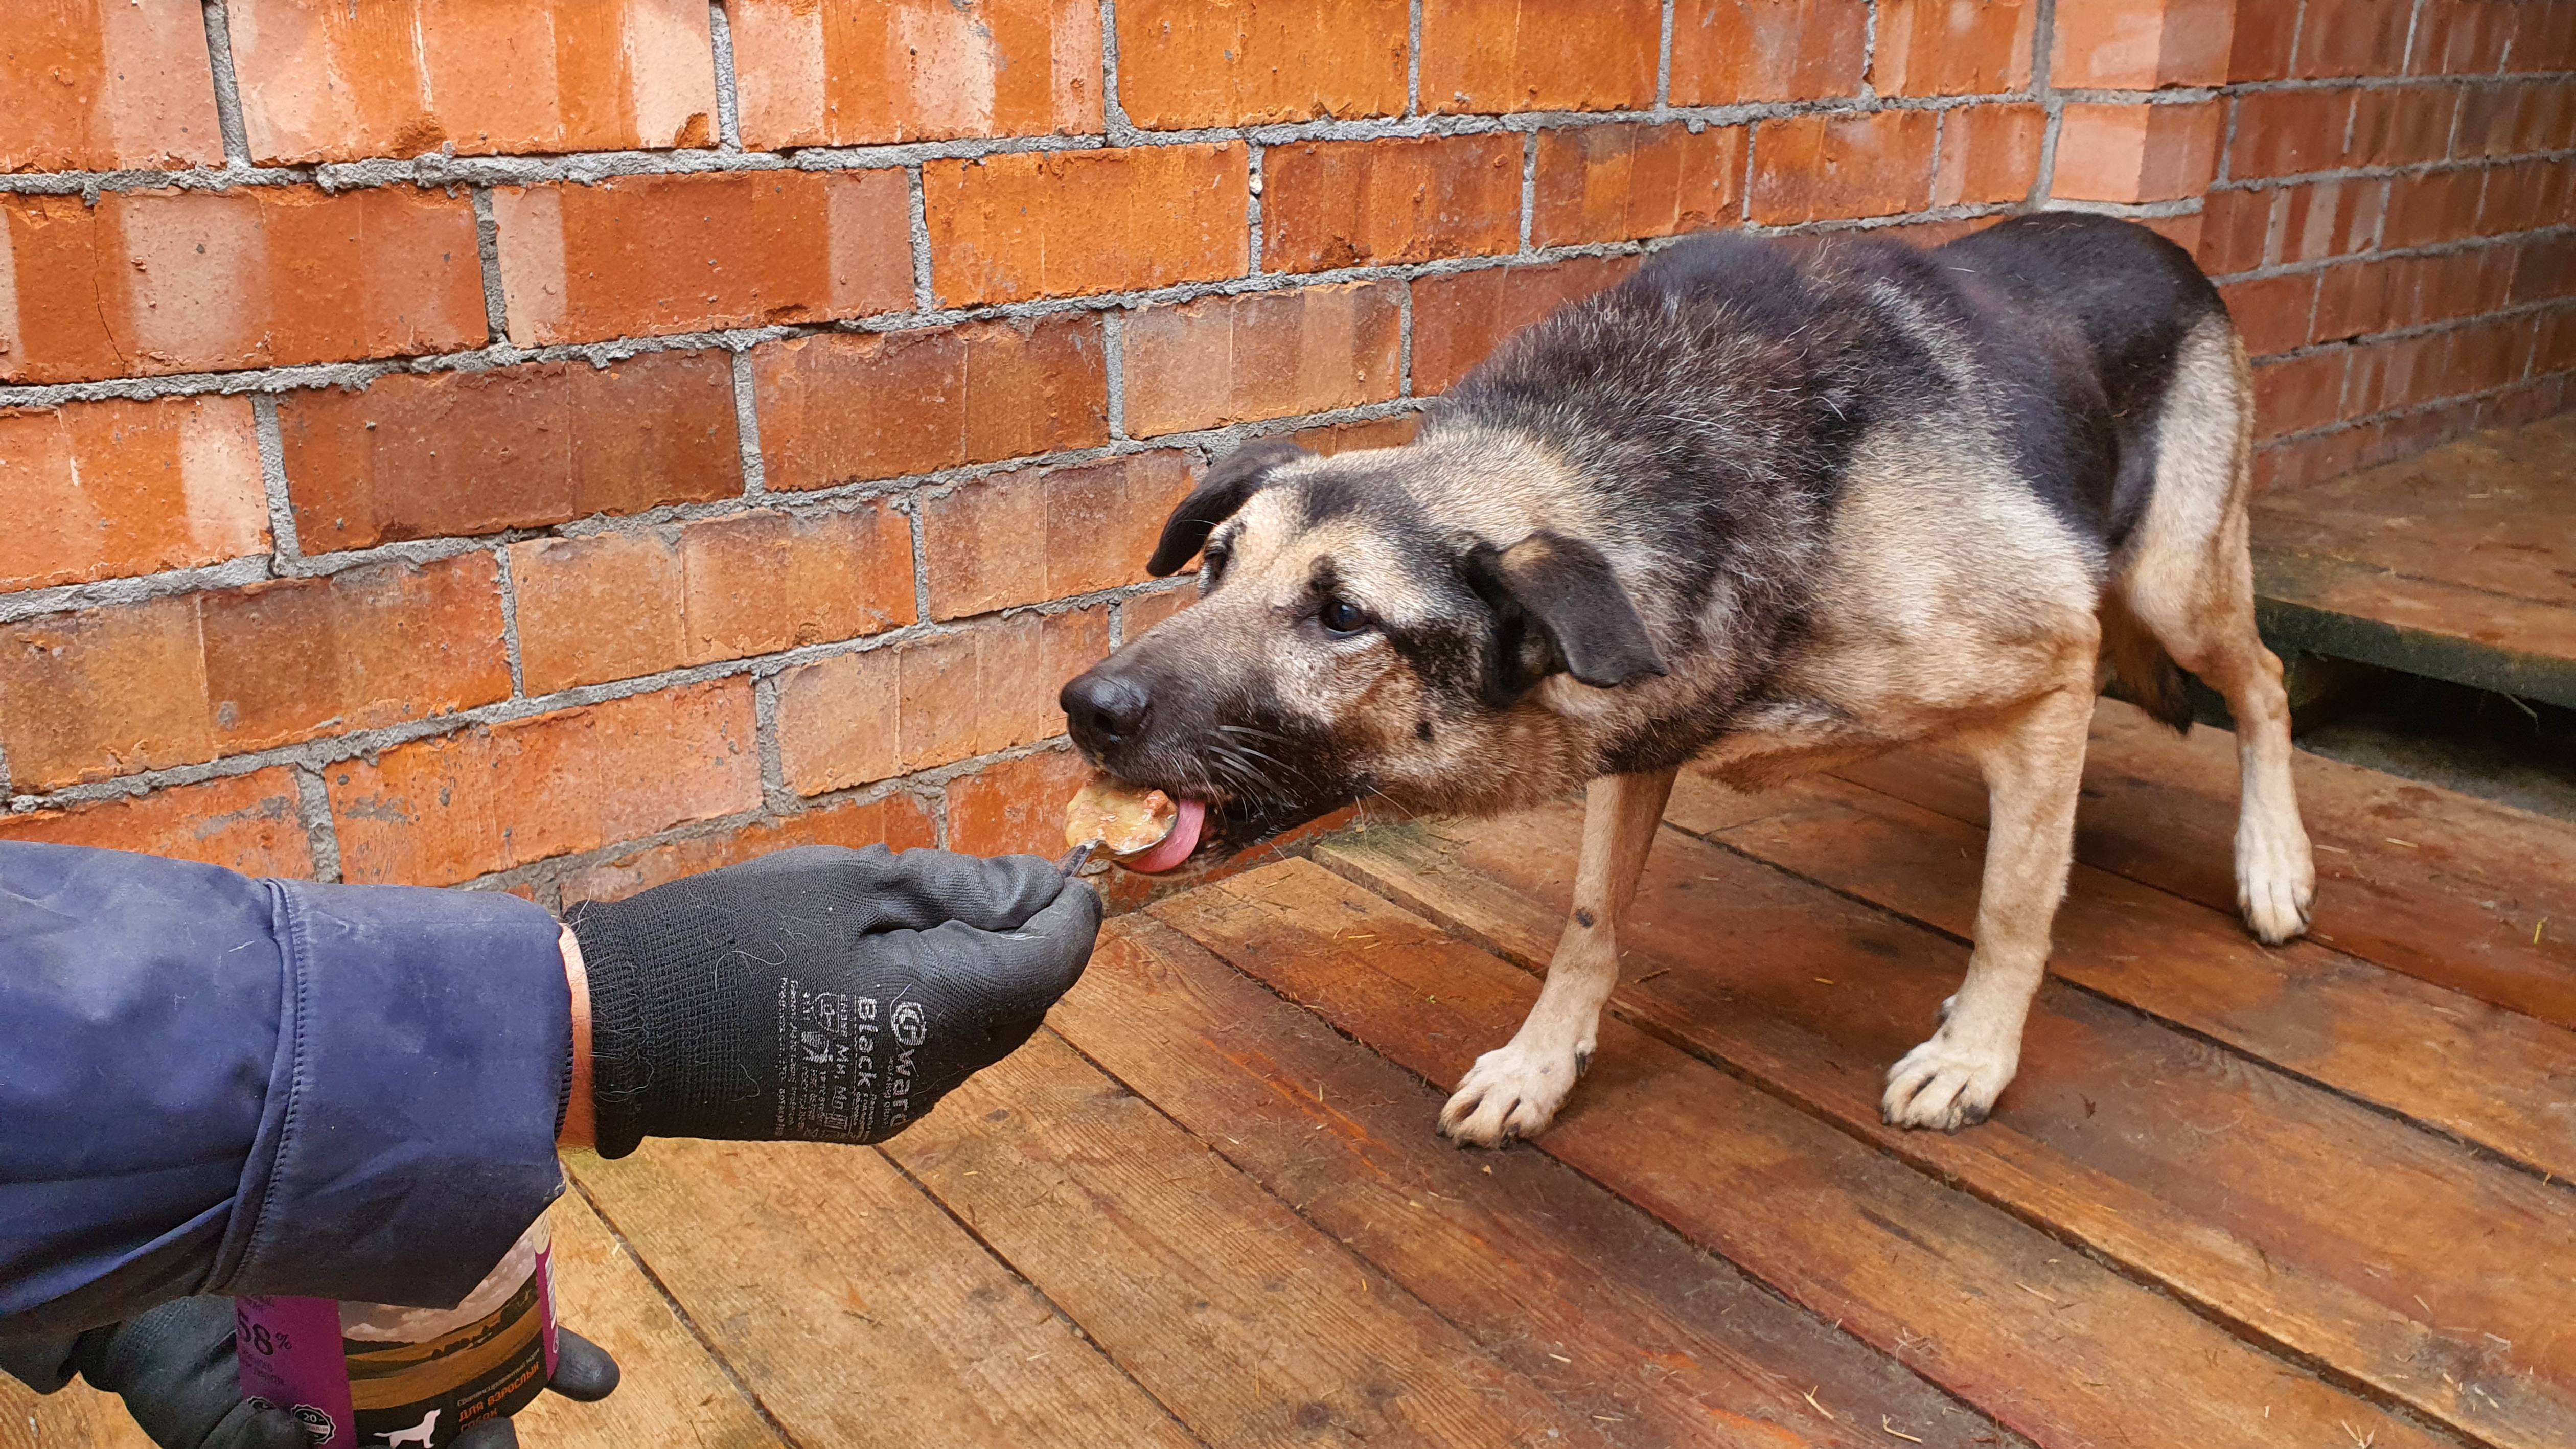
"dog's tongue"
1119,797,1205,874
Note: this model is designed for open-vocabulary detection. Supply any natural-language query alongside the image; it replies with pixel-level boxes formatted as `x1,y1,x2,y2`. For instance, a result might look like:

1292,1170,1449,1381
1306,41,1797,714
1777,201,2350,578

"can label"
237,1241,555,1447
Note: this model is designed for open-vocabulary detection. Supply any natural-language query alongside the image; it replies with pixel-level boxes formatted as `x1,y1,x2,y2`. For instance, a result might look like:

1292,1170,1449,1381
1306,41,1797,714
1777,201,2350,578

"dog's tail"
2099,594,2195,733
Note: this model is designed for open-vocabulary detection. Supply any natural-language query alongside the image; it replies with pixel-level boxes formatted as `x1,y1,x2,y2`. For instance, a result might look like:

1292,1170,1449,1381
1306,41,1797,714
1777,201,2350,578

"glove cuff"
567,900,652,1161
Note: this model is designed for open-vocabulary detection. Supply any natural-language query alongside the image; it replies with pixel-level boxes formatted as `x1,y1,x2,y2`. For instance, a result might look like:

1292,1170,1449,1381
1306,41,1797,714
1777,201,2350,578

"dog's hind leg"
1439,765,1677,1147
2115,319,2313,944
1884,681,2094,1131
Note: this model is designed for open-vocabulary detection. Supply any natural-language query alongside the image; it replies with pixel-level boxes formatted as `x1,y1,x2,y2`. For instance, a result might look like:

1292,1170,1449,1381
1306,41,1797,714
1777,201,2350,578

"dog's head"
1058,433,1667,858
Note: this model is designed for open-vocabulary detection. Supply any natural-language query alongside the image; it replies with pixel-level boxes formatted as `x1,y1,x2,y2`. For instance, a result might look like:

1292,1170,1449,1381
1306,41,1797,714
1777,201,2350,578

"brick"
946,747,1095,858
2454,79,2576,159
2478,373,2566,432
511,501,917,693
1120,585,1200,638
2341,331,2449,416
2051,101,2222,204
924,452,1197,618
2509,234,2576,305
2278,177,2389,262
0,554,509,790
1292,413,1423,454
1747,110,1939,225
926,144,1248,306
776,607,1110,794
2226,0,2299,80
2251,351,2349,440
2349,83,2459,166
1,396,265,593
1261,133,1522,273
1931,103,2045,207
2517,0,2576,71
2294,0,2415,78
559,793,938,907
752,315,1108,492
493,171,909,347
330,678,758,886
0,768,315,877
2382,167,2483,248
2253,425,2363,490
0,0,223,171
229,0,714,164
1532,123,1748,246
2411,0,2518,75
1870,0,2039,97
1121,283,1404,437
2477,159,2573,236
1667,0,1869,105
2219,272,2320,357
1419,0,1660,113
729,0,1100,148
2049,0,2234,88
2533,306,2576,377
2226,89,2356,179
280,350,740,554
1116,0,1407,128
2135,211,2204,255
2195,187,2272,275
1410,255,1641,394
2308,258,2396,343
0,188,484,386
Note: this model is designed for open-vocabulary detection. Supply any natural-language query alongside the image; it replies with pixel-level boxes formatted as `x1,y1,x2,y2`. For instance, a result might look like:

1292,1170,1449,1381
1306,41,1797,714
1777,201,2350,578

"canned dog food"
235,1217,557,1447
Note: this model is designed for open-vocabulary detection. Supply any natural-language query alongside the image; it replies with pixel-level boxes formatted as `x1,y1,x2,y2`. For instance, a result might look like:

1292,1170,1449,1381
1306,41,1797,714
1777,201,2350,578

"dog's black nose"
1062,669,1152,751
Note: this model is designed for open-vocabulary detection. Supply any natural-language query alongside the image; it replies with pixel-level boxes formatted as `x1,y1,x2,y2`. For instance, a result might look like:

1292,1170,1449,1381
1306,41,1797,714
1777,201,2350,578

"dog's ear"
1146,440,1308,577
1462,530,1665,703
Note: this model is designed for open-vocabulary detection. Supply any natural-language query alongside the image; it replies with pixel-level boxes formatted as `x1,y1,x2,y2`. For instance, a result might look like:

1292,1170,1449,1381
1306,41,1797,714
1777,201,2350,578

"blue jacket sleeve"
0,841,572,1344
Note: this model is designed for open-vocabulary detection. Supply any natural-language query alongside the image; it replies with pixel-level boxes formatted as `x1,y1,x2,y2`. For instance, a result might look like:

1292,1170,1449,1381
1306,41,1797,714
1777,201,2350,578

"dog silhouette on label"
377,1409,439,1447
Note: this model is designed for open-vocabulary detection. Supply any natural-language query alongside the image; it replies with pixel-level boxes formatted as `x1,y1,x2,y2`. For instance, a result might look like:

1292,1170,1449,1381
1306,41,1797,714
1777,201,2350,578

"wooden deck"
15,699,2576,1449
2255,413,2576,707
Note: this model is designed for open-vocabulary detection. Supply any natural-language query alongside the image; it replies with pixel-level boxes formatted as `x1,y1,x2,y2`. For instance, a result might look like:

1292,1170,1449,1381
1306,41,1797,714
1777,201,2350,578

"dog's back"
1518,215,2238,734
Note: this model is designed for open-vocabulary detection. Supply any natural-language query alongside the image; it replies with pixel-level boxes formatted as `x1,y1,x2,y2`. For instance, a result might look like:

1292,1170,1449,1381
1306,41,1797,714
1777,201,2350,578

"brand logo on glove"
892,1001,926,1047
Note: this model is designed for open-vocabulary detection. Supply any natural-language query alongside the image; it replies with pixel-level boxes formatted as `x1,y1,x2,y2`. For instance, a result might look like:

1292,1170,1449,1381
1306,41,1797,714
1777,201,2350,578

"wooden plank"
2249,415,2576,703
515,1189,786,1449
2251,414,2576,611
1048,915,2022,1449
566,1140,1199,1449
0,1192,780,1449
0,1380,151,1449
882,1028,1612,1449
1830,700,2576,1029
2253,550,2576,708
1156,860,2455,1449
1667,769,2576,1183
1319,813,2576,1449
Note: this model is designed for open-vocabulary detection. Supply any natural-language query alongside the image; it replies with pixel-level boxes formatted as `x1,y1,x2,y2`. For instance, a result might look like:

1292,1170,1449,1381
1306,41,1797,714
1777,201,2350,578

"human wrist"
556,926,595,1151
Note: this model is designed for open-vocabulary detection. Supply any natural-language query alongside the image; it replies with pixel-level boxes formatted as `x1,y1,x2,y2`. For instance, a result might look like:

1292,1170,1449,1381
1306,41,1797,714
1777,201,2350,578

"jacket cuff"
212,881,571,1311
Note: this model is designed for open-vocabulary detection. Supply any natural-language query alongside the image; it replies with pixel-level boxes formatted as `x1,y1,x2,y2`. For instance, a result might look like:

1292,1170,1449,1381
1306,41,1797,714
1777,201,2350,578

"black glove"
568,844,1103,1159
69,1296,619,1449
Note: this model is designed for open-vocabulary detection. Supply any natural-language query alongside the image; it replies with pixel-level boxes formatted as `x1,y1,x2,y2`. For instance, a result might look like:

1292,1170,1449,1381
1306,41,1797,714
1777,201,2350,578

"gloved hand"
70,1296,619,1448
568,844,1103,1159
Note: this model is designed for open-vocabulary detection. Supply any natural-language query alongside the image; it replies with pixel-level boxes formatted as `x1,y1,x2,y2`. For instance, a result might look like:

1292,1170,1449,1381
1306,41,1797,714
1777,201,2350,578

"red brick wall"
1,0,2567,903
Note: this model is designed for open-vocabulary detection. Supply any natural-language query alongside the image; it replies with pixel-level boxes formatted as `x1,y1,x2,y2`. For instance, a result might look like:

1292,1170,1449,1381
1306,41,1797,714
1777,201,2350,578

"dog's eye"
1200,542,1230,583
1319,596,1370,637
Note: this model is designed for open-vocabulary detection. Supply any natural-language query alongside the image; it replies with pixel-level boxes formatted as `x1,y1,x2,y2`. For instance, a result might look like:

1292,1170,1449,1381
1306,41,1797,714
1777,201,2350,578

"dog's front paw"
1439,1040,1586,1147
2237,818,2314,946
1882,1030,2017,1132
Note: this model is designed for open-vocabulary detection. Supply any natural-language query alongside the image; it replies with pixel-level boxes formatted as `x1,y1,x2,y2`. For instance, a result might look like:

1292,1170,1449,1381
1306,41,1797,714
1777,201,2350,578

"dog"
378,1408,439,1447
1061,212,2313,1143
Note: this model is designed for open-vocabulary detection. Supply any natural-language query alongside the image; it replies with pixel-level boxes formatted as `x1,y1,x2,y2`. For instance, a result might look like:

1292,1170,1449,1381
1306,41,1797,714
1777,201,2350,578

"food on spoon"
1063,777,1207,874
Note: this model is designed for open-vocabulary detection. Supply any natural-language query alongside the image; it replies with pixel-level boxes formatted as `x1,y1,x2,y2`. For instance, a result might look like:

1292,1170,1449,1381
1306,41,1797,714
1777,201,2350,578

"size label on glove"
777,981,933,1140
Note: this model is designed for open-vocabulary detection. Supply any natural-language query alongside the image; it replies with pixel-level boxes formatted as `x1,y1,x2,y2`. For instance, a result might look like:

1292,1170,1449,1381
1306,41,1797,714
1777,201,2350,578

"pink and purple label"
235,1243,555,1447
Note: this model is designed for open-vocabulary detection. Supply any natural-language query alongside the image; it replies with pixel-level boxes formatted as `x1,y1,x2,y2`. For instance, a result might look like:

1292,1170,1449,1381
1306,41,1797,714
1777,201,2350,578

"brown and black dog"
1061,212,2313,1143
